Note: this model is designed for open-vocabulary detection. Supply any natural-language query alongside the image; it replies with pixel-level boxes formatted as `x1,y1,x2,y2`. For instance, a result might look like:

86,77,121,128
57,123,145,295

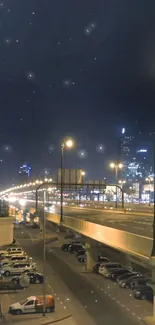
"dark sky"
0,0,155,186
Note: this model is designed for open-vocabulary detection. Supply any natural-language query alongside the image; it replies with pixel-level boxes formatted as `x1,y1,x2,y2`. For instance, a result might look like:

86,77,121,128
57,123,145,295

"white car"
99,262,123,276
0,255,32,268
1,262,37,276
0,247,22,256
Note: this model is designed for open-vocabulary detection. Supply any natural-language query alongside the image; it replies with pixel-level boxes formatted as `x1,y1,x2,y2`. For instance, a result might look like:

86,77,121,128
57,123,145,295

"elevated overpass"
2,183,155,266
46,211,154,267
20,200,155,268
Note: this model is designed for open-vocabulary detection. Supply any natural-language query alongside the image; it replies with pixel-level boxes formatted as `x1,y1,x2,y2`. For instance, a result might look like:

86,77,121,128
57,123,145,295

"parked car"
15,272,43,284
0,274,30,288
0,251,25,260
68,244,83,254
92,263,101,273
116,272,139,283
0,255,32,268
130,277,149,290
99,262,123,277
61,244,71,252
1,262,37,276
92,260,110,273
76,249,86,258
77,253,87,263
8,295,55,315
111,269,133,281
133,285,153,301
98,255,110,263
27,272,44,284
29,223,40,229
119,275,147,288
98,257,110,263
0,247,23,256
10,255,32,262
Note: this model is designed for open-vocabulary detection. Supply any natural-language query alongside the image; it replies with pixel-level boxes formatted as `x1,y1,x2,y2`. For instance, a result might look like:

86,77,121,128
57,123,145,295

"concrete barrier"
46,213,153,261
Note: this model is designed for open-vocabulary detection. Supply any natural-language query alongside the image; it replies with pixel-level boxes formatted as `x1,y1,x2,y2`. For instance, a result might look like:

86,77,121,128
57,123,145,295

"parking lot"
0,226,78,325
46,233,153,322
6,223,154,325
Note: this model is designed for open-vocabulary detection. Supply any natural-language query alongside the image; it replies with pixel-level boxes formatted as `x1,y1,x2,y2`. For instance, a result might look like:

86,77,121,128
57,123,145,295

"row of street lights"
110,162,123,208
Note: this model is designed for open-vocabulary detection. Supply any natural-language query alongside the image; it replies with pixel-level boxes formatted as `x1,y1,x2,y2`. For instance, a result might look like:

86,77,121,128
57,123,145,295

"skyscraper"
18,164,31,183
119,128,153,182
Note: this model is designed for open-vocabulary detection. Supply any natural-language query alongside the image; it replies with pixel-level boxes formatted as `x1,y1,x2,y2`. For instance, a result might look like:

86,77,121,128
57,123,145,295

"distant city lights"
137,149,147,153
96,144,105,153
78,149,87,158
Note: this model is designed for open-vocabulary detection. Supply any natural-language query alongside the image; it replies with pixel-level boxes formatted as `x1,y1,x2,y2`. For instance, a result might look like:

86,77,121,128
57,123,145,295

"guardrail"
46,212,153,262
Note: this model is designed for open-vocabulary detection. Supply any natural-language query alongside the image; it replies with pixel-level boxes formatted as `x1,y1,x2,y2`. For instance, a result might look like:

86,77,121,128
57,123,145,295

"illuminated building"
119,128,153,182
18,164,31,183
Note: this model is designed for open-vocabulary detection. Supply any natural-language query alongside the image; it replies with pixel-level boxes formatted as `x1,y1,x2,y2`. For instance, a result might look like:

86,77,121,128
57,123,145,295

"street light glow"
81,171,86,176
146,177,153,182
65,139,74,148
119,180,126,184
110,162,123,169
110,162,115,169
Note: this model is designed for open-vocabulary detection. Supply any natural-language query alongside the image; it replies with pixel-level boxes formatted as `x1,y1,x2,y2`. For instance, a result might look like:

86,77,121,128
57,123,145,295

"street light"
60,138,74,222
110,162,123,208
81,170,86,183
119,180,126,185
146,177,153,206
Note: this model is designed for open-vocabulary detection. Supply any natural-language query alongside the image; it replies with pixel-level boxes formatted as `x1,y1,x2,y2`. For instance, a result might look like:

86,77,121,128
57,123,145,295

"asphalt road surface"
14,225,144,325
50,206,153,238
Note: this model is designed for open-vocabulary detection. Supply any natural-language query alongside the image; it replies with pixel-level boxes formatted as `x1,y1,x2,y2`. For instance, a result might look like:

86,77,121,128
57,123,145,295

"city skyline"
1,1,155,186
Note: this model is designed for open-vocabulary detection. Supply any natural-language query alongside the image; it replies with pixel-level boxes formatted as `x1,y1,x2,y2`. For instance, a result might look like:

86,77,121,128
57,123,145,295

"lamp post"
110,162,123,208
60,139,74,223
145,177,153,206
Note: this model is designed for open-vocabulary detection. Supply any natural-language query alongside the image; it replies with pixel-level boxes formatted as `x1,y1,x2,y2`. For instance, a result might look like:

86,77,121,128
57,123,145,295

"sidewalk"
1,313,75,325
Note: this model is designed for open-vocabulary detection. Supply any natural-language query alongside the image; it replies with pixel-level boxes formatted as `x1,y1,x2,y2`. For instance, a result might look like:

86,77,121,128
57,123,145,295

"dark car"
29,223,40,229
92,262,102,273
119,275,147,288
61,244,71,252
28,272,44,284
68,244,83,254
16,272,43,284
133,285,153,301
130,277,149,290
98,255,110,263
92,260,110,273
116,272,139,283
76,249,86,258
111,269,132,281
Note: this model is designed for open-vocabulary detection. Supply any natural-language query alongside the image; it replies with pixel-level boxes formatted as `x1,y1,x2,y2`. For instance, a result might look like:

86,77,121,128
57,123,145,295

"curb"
40,314,72,325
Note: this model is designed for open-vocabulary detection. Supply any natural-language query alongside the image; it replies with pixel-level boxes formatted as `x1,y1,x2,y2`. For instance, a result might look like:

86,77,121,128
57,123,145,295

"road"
11,225,145,325
52,206,154,238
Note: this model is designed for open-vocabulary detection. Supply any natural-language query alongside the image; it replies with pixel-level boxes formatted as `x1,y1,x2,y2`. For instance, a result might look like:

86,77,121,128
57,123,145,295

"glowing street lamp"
119,180,126,185
110,162,123,208
110,162,123,180
81,171,86,183
60,138,75,222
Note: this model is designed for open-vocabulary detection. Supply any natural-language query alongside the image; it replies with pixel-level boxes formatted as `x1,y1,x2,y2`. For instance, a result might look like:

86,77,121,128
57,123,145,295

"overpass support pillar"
85,240,99,271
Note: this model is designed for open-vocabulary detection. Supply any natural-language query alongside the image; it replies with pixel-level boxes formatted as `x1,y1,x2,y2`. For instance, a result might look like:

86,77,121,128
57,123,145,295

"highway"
52,206,153,238
12,225,145,325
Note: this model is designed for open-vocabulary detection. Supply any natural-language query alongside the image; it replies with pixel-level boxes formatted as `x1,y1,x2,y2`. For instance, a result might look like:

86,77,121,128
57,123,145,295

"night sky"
0,0,155,186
